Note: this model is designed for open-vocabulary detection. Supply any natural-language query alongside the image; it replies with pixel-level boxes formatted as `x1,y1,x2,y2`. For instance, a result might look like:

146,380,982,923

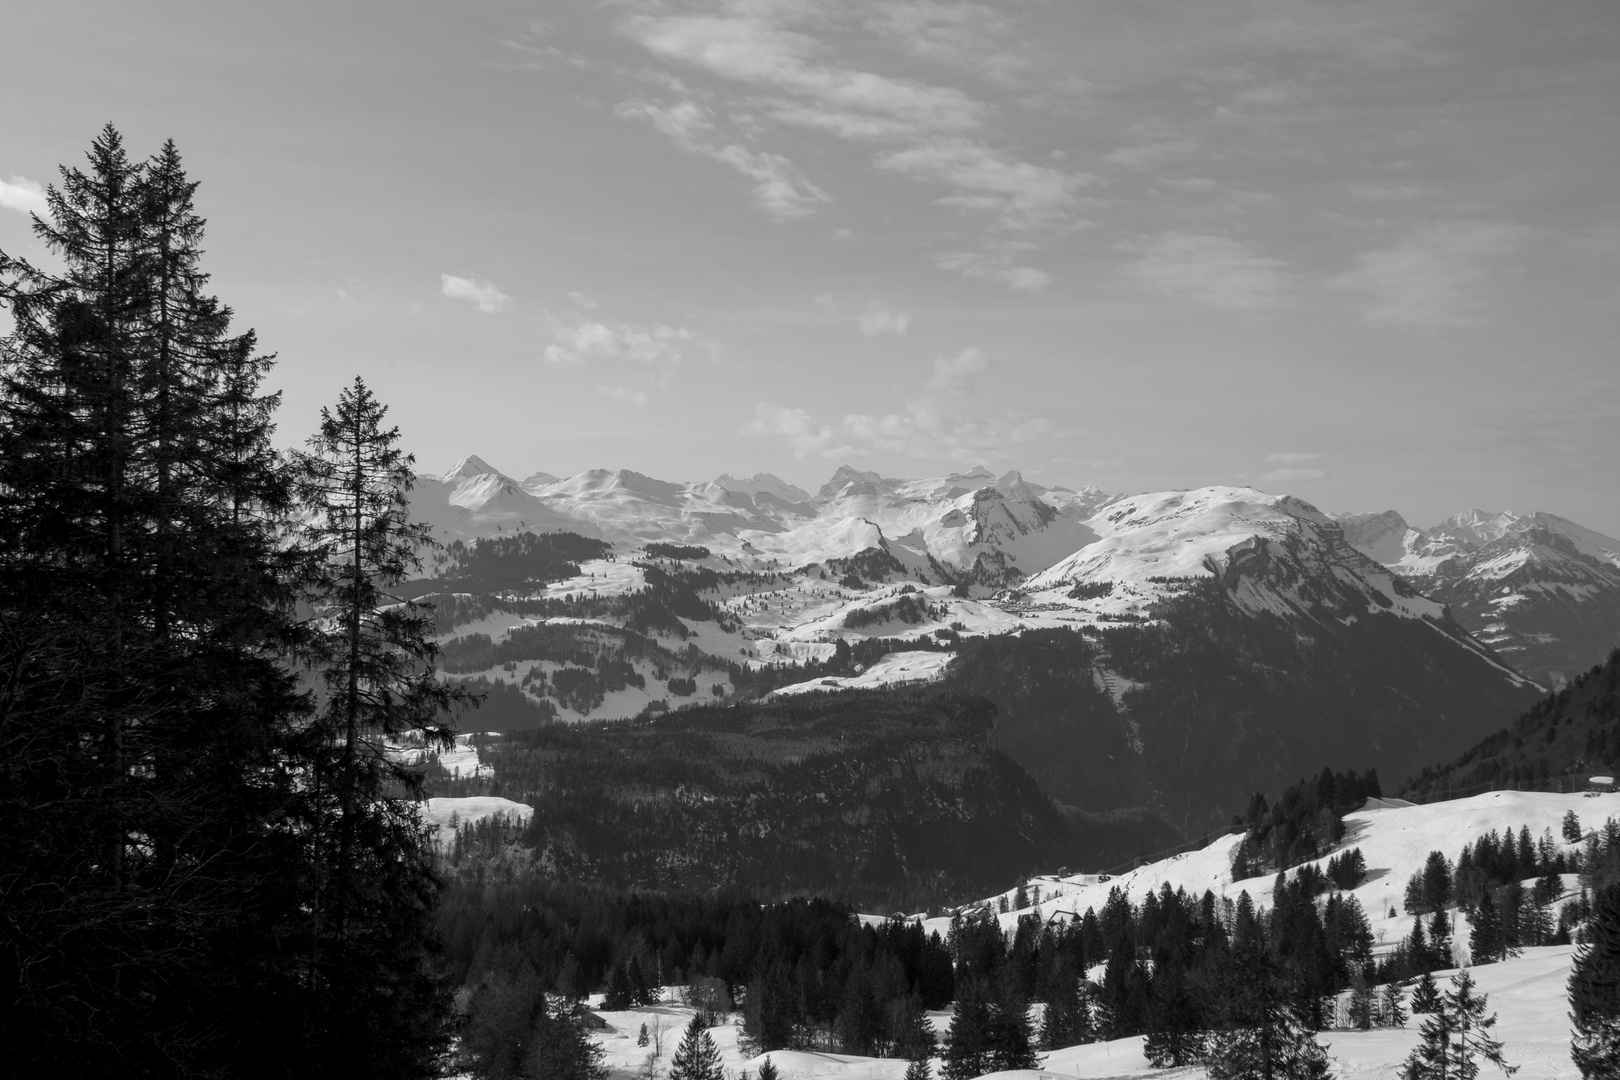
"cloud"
927,347,990,393
544,318,701,366
1265,452,1321,464
0,175,48,216
937,251,1051,292
616,97,830,220
624,10,986,135
1119,231,1291,312
877,138,1090,230
1260,467,1328,483
1333,220,1524,329
598,385,650,406
567,290,599,309
614,2,1089,247
741,402,855,458
441,274,514,314
745,346,1054,462
857,302,909,337
1105,139,1199,170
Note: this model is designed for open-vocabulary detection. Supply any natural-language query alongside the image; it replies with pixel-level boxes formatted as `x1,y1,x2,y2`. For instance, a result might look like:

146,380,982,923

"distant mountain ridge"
407,461,1559,832
1338,507,1620,687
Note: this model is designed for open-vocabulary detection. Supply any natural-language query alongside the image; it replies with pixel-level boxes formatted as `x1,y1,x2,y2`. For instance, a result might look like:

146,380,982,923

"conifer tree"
1381,982,1408,1029
903,1055,933,1080
1570,883,1620,1077
292,375,470,1076
1469,892,1502,965
669,1014,726,1080
757,1057,781,1080
0,125,309,1078
1403,969,1516,1080
1205,941,1333,1080
941,980,993,1080
1410,972,1442,1015
526,995,610,1080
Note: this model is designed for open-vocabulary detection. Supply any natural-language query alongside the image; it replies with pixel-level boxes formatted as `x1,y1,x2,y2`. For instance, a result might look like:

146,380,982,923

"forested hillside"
944,582,1543,833
429,692,1177,909
1404,648,1620,799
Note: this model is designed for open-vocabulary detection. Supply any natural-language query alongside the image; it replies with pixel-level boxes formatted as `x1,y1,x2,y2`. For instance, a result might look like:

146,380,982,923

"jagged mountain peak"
442,454,502,480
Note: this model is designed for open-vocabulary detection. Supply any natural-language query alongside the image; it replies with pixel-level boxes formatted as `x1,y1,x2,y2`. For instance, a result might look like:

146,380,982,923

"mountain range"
407,458,1615,831
1338,508,1620,688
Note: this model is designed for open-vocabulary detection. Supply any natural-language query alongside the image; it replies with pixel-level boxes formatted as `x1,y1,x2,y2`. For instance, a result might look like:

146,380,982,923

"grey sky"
3,0,1617,533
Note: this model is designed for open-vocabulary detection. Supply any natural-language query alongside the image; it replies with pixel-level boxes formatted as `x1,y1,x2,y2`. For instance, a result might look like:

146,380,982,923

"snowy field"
769,649,955,697
587,943,1572,1079
422,795,532,847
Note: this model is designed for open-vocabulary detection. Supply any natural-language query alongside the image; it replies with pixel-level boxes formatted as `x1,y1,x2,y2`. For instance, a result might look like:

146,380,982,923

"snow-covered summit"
1339,507,1620,687
1023,486,1448,627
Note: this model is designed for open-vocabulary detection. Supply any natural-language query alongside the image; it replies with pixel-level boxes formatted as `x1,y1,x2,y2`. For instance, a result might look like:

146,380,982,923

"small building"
1589,776,1616,794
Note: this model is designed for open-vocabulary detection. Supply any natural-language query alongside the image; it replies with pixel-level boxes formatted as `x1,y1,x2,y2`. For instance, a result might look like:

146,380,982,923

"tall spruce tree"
0,126,309,1078
1571,883,1620,1077
292,375,469,1077
669,1014,726,1080
1205,941,1333,1080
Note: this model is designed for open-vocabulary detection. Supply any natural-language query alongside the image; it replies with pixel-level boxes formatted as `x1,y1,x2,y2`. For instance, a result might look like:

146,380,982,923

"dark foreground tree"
292,375,469,1076
1571,884,1620,1077
1205,942,1332,1080
0,125,310,1078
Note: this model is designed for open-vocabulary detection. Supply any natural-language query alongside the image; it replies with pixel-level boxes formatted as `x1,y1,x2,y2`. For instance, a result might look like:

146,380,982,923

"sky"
2,0,1618,533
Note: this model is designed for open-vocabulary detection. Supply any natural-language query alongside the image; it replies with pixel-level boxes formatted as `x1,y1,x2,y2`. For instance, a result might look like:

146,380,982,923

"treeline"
432,693,1095,910
1230,768,1383,878
441,882,954,1064
439,531,611,592
0,128,462,1078
1403,647,1620,799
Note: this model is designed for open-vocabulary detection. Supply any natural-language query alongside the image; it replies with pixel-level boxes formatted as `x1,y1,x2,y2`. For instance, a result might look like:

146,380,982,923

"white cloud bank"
0,175,48,216
441,274,514,314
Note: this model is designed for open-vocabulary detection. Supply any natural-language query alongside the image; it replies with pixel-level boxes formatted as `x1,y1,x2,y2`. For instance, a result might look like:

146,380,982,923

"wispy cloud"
441,274,514,314
613,1,1089,252
615,96,829,220
598,385,650,406
877,138,1090,230
936,251,1051,292
1334,220,1524,329
1260,467,1328,483
741,402,856,459
0,175,48,216
544,318,702,367
1119,231,1291,313
1265,452,1321,465
745,346,1054,462
857,301,909,337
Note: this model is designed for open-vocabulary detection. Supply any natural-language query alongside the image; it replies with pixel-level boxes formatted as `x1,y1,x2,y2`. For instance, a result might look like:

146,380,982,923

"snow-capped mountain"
411,456,593,541
1340,508,1620,686
411,457,1115,584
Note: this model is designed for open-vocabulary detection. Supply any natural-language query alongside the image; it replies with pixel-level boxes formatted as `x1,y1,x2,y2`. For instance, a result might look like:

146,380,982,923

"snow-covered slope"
1341,508,1620,686
411,456,596,541
1021,486,1462,633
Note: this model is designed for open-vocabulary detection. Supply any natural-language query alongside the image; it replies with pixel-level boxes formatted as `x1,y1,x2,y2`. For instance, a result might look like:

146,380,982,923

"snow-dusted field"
422,795,532,847
587,943,1572,1080
770,649,954,697
912,789,1608,968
